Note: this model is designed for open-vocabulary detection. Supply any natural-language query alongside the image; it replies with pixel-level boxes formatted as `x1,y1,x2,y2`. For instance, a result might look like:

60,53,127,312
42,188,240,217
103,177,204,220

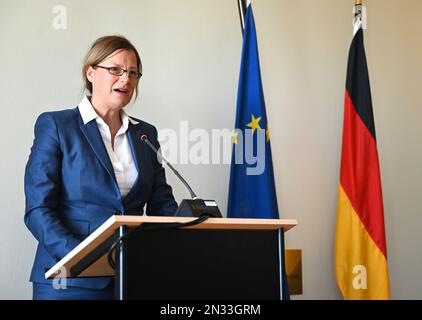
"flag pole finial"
355,0,363,5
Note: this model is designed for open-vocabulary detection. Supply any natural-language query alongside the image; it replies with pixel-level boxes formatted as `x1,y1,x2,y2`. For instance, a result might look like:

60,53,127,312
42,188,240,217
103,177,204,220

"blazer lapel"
124,122,147,203
79,120,117,185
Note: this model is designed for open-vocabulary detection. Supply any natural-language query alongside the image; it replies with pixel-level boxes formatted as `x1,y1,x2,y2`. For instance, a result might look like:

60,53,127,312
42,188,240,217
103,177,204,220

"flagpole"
237,0,247,35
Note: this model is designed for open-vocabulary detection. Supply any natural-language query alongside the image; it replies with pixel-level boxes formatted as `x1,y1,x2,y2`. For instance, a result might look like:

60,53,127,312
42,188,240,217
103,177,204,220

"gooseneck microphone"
106,132,223,270
107,134,211,271
140,134,197,199
140,133,222,218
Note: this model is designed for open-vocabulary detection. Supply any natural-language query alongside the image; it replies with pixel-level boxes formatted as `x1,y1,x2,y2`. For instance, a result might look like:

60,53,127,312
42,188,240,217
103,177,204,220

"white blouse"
78,96,139,198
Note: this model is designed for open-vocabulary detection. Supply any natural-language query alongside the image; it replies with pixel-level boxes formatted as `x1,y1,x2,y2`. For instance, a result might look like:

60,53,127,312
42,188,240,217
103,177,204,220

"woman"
24,35,177,299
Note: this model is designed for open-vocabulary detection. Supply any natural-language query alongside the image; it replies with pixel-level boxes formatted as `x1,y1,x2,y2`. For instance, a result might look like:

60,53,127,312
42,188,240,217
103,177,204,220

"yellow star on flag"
232,131,239,145
266,126,270,142
246,114,262,134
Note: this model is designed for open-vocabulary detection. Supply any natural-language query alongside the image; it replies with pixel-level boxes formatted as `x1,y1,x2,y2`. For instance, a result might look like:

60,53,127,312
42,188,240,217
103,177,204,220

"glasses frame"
93,65,142,80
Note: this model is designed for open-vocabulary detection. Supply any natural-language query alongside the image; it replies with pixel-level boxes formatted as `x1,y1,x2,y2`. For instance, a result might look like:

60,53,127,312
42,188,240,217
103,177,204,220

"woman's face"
87,49,139,112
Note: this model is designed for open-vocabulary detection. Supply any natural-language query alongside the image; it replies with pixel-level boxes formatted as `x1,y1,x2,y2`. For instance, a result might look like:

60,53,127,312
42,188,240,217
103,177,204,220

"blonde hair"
82,35,142,98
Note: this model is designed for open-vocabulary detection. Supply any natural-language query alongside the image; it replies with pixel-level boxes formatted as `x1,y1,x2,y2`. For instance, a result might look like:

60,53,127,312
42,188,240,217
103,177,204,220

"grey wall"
0,0,420,299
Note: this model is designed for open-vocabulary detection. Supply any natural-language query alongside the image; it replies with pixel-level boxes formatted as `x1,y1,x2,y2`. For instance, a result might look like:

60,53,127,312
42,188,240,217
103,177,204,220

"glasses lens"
128,70,139,79
109,67,123,76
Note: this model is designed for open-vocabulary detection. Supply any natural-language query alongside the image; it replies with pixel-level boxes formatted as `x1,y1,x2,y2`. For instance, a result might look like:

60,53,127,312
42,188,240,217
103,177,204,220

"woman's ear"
86,66,95,83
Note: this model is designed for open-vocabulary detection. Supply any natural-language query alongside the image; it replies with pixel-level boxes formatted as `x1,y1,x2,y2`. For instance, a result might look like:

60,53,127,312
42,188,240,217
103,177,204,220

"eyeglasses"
93,65,142,80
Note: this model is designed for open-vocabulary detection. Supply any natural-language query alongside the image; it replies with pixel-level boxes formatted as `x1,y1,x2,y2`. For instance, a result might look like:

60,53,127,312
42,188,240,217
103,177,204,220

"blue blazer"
24,107,177,289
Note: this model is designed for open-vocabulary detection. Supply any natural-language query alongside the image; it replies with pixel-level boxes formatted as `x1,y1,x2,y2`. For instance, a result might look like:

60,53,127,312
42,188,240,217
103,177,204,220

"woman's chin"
111,95,132,108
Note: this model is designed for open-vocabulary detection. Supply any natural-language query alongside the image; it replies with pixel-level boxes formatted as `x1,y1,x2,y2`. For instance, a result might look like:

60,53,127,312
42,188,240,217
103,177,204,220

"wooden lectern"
46,215,297,300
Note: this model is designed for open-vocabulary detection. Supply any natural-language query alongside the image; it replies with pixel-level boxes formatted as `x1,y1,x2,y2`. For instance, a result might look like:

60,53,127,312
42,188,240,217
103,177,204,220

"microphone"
140,134,222,218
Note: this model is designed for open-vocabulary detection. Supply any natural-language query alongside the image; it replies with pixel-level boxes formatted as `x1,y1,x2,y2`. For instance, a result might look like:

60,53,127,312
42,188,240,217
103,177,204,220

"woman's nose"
119,72,130,82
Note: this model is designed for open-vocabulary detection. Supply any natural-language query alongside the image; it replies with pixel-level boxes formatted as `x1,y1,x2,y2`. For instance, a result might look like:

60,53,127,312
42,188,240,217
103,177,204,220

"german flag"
334,24,390,299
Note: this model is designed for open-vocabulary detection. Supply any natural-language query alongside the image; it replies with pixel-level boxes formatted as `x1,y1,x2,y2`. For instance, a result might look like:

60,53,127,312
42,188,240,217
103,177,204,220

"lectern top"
45,215,297,279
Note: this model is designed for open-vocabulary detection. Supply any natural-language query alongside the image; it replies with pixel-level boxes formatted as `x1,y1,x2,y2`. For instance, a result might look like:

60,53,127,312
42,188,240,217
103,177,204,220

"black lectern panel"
118,227,281,300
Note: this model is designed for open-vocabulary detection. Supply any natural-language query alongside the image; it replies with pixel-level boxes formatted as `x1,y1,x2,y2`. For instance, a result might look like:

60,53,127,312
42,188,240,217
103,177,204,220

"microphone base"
174,199,222,218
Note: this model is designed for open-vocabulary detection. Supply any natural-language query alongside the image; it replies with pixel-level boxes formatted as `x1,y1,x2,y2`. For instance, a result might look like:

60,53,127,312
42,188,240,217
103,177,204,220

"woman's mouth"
113,88,128,95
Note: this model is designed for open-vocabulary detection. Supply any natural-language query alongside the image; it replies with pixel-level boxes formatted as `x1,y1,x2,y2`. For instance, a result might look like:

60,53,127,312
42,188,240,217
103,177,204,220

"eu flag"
227,4,279,219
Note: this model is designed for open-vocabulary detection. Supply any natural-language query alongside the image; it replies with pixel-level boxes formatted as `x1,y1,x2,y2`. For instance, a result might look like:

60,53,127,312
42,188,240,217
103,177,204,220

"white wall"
0,0,420,299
